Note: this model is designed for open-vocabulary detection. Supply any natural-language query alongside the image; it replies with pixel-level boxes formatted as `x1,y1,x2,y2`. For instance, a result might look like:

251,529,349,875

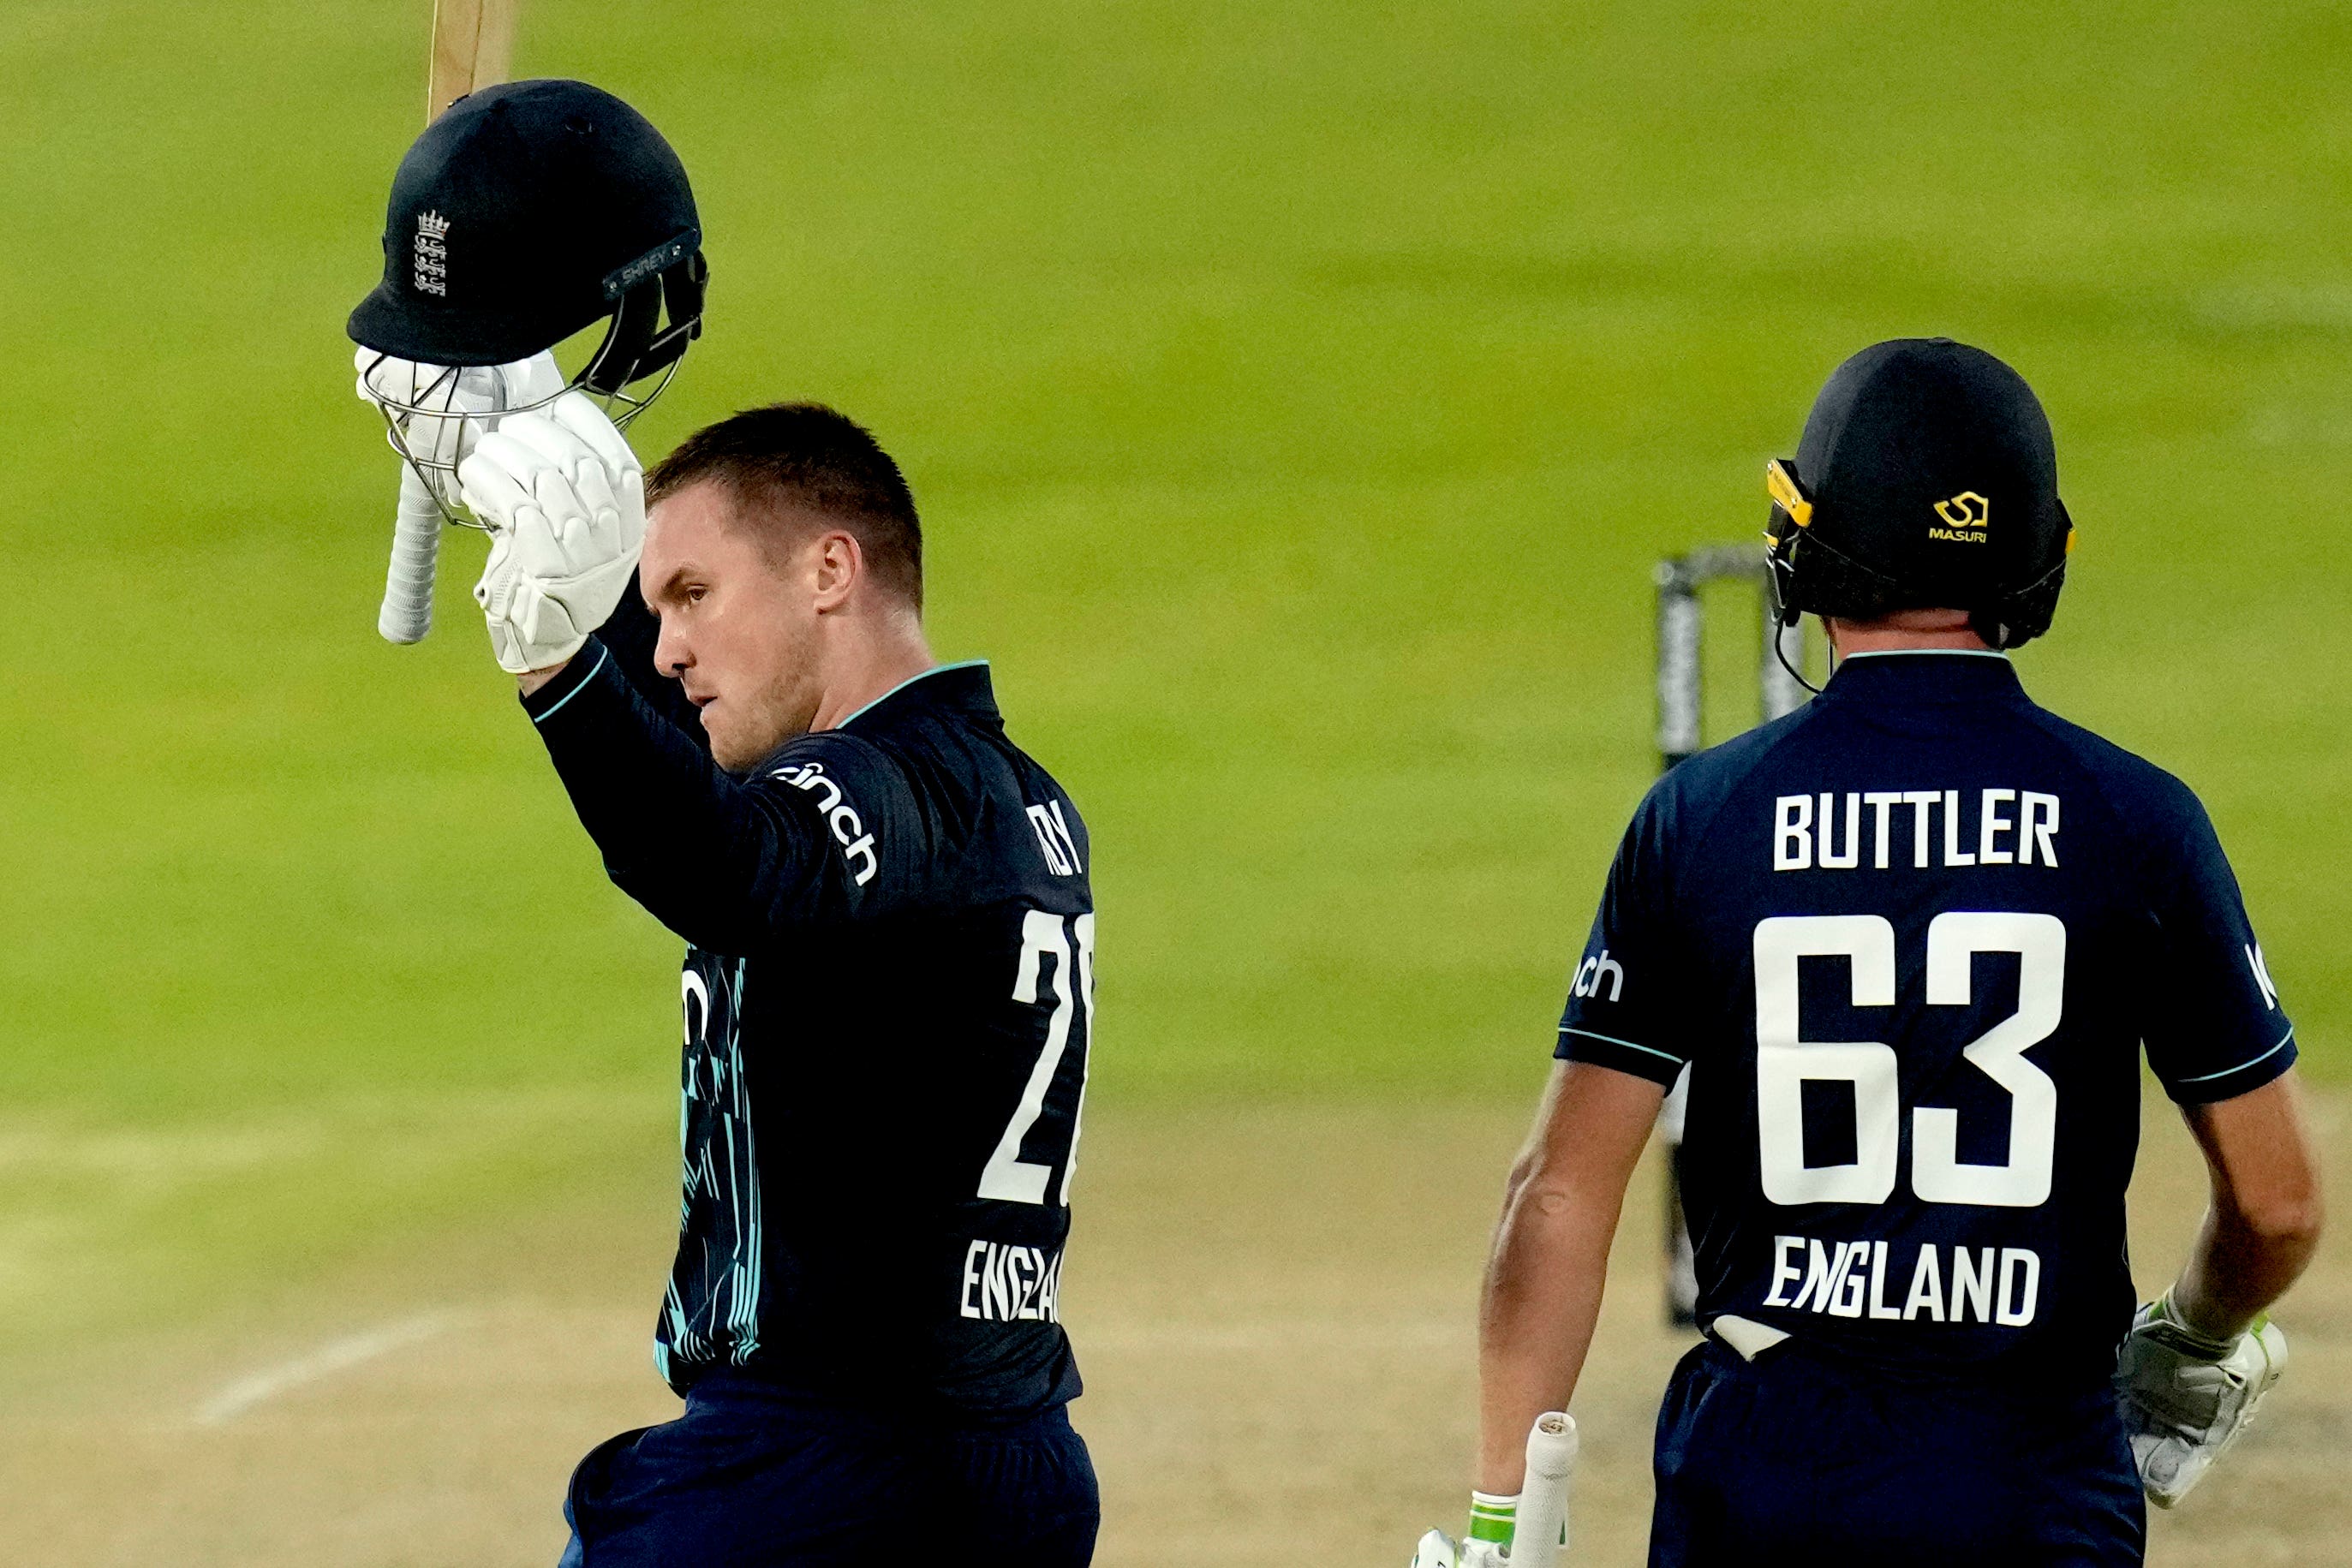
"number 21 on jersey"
1755,911,2062,1209
978,910,1096,1206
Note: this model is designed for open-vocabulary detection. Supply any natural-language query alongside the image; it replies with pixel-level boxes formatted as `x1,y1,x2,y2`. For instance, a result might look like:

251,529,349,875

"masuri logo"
1929,490,1989,542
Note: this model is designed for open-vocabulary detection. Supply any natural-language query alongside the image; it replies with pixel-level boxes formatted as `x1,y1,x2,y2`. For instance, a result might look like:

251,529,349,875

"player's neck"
811,612,938,731
1825,609,1993,658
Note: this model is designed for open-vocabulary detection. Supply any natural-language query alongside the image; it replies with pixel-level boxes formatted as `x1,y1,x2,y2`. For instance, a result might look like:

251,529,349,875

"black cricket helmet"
1764,338,2075,649
349,80,706,510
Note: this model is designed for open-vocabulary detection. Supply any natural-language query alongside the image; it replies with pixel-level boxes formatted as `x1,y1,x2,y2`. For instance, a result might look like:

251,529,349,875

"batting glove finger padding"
459,393,645,675
2115,1293,2289,1507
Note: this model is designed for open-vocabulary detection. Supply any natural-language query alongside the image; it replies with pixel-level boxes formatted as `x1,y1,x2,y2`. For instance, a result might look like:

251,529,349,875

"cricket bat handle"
1513,1411,1579,1566
379,465,444,644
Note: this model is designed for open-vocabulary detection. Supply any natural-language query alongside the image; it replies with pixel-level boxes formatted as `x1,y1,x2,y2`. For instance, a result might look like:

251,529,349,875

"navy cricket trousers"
558,1376,1098,1567
1651,1338,2144,1566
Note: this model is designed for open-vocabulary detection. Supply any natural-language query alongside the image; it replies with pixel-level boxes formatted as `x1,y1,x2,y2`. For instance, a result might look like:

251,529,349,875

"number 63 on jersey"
1755,910,2062,1210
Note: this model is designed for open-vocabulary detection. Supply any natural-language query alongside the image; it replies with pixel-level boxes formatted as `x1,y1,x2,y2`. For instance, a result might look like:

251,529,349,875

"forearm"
1474,1166,1622,1493
2170,1075,2325,1340
2172,1199,2320,1340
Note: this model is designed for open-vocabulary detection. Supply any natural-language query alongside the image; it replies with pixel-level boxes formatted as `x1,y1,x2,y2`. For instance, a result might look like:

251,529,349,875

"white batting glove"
1410,1531,1506,1568
354,348,565,506
457,392,645,675
2115,1291,2288,1506
1409,1494,1516,1568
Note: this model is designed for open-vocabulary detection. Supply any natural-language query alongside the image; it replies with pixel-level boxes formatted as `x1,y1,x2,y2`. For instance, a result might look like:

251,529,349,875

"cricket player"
1442,340,2323,1565
347,78,1094,1564
453,396,1101,1565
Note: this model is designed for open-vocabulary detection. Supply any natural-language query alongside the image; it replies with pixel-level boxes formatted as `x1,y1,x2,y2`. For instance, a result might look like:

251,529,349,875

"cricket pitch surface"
3,1094,2344,1565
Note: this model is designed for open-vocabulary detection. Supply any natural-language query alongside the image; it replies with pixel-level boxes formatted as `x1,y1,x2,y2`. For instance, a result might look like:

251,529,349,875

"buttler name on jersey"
1773,787,2059,872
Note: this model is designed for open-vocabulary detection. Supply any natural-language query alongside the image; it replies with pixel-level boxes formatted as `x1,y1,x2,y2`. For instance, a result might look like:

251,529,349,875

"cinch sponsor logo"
772,761,878,885
1571,948,1624,1002
2247,943,2280,1011
1774,789,2060,872
1761,1235,2041,1327
958,1239,1064,1323
1027,800,1083,877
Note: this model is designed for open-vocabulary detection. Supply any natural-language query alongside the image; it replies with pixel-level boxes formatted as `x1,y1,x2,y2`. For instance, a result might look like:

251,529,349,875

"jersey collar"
835,659,997,731
1822,647,2027,705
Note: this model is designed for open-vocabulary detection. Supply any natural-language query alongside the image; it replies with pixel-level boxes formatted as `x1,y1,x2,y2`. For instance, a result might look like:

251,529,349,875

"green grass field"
4,0,2350,1377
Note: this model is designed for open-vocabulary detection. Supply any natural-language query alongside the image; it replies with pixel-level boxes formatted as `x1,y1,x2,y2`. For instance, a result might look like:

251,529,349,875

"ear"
810,529,865,613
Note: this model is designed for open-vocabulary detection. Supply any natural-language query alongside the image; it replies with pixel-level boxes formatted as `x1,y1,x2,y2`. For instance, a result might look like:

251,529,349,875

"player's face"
642,481,826,772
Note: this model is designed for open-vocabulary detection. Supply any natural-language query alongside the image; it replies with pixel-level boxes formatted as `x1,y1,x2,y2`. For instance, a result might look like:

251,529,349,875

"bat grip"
1513,1411,1579,1566
379,466,445,644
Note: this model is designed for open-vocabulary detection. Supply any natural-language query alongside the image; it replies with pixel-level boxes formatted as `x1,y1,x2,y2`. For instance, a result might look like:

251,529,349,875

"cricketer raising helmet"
349,77,706,643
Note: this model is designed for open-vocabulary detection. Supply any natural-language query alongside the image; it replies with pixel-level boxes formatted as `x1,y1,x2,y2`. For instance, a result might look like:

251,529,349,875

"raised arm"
520,641,823,951
589,568,707,741
457,396,871,951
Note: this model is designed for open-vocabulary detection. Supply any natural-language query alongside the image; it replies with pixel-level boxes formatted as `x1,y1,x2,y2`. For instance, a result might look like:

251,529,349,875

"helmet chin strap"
1764,554,1825,696
1773,613,1824,696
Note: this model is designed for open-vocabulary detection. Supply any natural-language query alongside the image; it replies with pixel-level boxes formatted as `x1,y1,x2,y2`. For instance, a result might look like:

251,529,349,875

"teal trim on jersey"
529,645,612,724
1558,1025,1685,1064
2172,1023,2296,1084
837,659,991,728
730,957,762,1358
1836,648,2011,662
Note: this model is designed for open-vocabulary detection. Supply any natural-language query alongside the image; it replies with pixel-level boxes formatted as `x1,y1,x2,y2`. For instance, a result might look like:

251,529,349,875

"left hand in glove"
2114,1291,2288,1506
457,391,645,675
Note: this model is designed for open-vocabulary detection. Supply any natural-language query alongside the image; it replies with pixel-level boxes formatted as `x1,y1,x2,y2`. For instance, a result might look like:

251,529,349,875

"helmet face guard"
583,246,707,396
359,248,706,528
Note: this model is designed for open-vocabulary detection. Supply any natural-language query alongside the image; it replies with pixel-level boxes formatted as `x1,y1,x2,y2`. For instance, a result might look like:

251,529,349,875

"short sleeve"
2135,784,2296,1105
1555,786,1689,1087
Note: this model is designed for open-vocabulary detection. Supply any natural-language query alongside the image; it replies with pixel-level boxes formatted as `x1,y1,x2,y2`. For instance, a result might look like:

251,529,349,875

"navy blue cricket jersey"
522,602,1093,1419
1558,651,2295,1380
